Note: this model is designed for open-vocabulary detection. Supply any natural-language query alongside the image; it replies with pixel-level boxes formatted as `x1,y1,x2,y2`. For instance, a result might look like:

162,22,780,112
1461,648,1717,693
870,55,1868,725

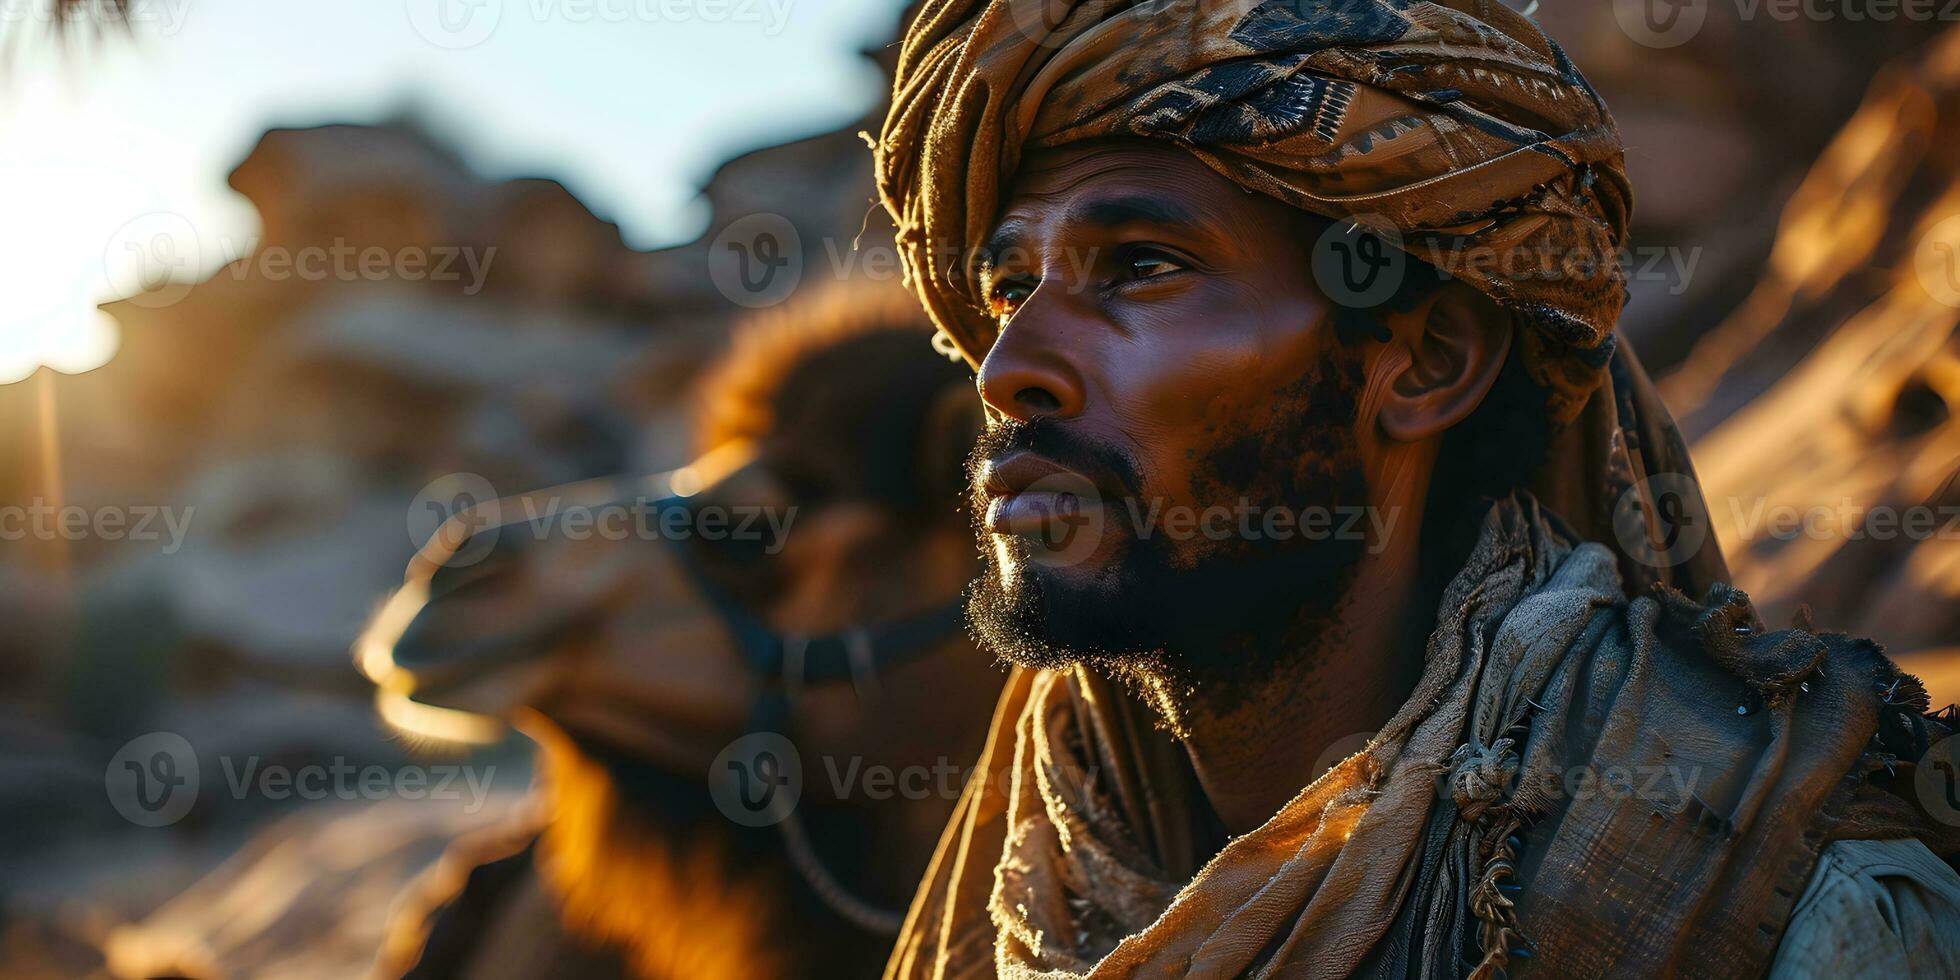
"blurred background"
3,0,1960,975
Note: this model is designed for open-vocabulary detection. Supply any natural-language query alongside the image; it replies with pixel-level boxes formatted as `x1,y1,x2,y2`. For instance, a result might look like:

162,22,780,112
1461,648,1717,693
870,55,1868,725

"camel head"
355,283,993,783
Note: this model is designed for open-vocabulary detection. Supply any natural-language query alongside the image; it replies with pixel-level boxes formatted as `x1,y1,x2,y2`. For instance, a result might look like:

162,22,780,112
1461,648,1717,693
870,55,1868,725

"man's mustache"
967,416,1145,499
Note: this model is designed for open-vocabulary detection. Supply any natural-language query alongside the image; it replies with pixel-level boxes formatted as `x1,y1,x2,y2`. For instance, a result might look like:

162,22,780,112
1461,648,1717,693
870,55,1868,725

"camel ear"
916,380,983,512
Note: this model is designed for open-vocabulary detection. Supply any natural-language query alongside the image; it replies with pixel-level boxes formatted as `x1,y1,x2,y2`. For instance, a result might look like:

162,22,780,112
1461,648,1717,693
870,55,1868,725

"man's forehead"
987,141,1302,253
1002,142,1218,208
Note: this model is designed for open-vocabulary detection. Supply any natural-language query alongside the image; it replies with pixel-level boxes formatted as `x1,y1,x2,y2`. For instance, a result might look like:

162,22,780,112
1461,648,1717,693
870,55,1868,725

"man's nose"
976,290,1086,422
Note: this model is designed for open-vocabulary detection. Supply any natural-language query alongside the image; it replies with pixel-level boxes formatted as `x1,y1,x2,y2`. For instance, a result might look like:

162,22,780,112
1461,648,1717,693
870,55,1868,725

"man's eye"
1121,248,1186,281
987,276,1036,320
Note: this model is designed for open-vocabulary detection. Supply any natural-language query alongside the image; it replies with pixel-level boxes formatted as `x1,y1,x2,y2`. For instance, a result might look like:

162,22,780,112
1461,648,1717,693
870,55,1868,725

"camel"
357,283,1002,978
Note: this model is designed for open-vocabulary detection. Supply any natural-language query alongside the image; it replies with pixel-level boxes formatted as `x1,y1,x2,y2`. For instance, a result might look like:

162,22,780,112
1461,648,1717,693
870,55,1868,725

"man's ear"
1374,280,1513,444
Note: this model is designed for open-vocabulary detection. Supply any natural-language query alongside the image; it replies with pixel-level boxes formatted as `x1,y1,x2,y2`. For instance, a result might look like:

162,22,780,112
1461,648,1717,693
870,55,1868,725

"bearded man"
868,1,1960,977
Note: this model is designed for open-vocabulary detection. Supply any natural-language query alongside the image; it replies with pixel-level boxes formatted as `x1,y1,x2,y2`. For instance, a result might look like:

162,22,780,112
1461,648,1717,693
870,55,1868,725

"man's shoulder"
1506,558,1960,972
1770,838,1960,979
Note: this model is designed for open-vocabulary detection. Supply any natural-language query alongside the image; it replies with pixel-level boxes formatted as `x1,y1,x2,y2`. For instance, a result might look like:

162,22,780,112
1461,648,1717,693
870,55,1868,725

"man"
869,1,1960,977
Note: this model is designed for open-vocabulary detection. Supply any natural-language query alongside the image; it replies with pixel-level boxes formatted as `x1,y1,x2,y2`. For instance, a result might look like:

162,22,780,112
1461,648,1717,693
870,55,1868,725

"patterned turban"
874,0,1632,422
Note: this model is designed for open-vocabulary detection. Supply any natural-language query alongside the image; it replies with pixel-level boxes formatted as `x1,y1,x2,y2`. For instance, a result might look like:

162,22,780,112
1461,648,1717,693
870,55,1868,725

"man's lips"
978,452,1105,537
979,450,1080,498
986,490,1104,536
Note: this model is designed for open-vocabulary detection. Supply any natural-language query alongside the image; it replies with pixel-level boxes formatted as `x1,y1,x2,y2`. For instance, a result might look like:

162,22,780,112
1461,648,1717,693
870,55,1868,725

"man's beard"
965,348,1370,700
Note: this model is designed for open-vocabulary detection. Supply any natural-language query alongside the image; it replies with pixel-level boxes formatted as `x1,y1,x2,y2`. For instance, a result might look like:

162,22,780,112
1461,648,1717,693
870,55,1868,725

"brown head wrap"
875,0,1631,422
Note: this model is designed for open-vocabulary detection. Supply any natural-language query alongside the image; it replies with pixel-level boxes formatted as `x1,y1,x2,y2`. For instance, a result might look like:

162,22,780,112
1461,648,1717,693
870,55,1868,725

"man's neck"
1169,451,1437,837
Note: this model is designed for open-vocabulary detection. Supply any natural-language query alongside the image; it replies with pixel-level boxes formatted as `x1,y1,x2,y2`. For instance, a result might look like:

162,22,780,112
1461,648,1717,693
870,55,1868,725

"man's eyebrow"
979,220,1028,271
1072,195,1203,234
979,195,1208,269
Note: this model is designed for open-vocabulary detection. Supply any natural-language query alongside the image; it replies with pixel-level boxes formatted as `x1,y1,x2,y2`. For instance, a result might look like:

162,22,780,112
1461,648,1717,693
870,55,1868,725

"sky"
0,0,905,382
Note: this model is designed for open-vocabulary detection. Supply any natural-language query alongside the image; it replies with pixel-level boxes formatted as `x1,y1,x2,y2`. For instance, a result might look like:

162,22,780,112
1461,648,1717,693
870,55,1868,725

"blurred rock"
1666,26,1960,706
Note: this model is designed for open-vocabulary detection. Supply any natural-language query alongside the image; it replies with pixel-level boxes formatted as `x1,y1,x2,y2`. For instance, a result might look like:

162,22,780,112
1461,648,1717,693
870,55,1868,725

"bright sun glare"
2,0,897,386
1,82,203,386
0,154,139,385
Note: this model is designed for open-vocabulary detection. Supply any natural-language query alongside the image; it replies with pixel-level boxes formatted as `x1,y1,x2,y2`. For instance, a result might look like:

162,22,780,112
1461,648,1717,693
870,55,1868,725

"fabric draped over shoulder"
885,496,1960,979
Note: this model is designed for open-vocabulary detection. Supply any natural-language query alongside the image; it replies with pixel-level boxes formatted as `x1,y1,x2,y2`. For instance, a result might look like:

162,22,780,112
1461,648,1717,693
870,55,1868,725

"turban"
874,0,1632,422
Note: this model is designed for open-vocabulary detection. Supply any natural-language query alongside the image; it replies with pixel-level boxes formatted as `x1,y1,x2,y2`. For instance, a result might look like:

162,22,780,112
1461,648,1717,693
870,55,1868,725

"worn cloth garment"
875,0,1629,423
886,496,1960,979
1769,838,1960,979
